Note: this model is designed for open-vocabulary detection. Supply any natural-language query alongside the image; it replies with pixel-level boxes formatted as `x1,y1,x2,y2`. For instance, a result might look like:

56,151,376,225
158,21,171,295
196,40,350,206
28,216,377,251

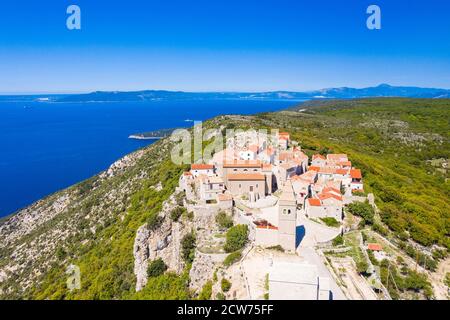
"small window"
244,169,248,172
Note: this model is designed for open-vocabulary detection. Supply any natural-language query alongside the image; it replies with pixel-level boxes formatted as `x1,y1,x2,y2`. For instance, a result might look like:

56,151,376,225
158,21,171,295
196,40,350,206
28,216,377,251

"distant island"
129,128,178,140
1,84,449,103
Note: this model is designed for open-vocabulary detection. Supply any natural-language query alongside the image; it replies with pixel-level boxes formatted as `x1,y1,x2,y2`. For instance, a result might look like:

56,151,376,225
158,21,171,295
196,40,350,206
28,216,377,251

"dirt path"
430,257,450,300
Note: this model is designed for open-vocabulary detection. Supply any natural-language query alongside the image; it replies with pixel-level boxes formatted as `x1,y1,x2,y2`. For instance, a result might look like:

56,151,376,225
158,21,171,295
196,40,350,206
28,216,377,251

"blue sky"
0,0,449,93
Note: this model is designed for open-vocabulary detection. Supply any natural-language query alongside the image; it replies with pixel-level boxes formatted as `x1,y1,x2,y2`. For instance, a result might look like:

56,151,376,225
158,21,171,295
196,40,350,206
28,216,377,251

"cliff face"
0,137,179,299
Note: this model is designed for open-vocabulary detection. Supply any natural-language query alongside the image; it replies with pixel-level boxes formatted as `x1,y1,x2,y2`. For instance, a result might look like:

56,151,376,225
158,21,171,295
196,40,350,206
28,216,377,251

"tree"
181,232,196,263
216,211,233,229
224,225,249,253
221,278,232,292
347,201,374,225
170,206,186,222
198,280,213,300
147,258,168,278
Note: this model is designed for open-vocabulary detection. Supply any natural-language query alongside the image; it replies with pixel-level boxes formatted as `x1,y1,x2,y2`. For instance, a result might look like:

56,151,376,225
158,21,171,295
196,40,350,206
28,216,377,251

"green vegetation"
181,231,196,264
267,245,284,252
224,225,249,253
320,217,340,227
20,146,189,300
257,98,449,248
147,258,168,278
215,211,234,230
347,201,375,225
221,278,231,292
332,234,344,246
216,292,226,300
444,273,450,288
198,280,213,300
379,259,433,299
223,250,242,267
170,206,187,222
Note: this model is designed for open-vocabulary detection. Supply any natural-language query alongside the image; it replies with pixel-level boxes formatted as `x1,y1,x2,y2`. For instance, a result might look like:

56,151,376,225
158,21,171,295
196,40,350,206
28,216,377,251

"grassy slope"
258,98,449,248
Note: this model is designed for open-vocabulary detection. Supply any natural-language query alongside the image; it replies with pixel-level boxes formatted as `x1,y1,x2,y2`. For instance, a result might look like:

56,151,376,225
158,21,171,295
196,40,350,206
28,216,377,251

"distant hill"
1,84,449,102
33,84,450,102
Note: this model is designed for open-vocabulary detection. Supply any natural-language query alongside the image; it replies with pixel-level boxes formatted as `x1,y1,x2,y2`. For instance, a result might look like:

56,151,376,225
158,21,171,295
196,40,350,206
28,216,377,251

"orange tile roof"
307,198,322,206
227,173,266,181
312,154,326,160
308,166,320,172
368,243,382,251
334,168,348,175
318,193,343,201
191,164,214,170
350,169,362,179
322,187,341,194
223,160,262,168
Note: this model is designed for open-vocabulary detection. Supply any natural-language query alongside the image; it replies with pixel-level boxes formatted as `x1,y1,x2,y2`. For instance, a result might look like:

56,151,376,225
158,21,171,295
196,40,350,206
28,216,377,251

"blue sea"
0,99,298,217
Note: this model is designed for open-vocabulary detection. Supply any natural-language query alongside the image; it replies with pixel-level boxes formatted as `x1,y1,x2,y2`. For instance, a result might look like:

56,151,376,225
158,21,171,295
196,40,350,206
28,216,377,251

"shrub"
216,292,226,300
356,259,369,275
332,235,344,246
320,217,340,227
147,213,163,231
170,206,186,222
221,278,231,292
181,232,196,263
216,211,233,229
224,225,249,253
198,280,213,300
444,273,450,288
267,245,284,252
223,251,242,267
147,258,167,278
347,201,375,225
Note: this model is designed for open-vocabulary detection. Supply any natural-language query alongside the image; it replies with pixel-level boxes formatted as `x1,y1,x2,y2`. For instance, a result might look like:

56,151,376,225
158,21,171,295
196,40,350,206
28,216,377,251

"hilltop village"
178,131,368,300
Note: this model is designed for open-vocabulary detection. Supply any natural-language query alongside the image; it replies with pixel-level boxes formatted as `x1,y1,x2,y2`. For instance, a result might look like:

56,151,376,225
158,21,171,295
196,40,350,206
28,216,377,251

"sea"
0,99,300,217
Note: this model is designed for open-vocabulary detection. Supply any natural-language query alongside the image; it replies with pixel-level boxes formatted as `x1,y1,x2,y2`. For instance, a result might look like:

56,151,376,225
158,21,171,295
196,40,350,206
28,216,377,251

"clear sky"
0,0,449,93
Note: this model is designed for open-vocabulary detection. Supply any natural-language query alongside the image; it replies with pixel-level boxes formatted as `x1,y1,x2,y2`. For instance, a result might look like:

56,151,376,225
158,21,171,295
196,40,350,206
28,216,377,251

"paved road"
296,212,347,300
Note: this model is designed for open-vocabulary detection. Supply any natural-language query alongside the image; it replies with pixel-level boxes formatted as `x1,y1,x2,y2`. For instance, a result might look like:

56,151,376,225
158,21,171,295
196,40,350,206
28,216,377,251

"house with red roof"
304,187,344,222
311,154,327,167
190,163,215,177
350,169,364,191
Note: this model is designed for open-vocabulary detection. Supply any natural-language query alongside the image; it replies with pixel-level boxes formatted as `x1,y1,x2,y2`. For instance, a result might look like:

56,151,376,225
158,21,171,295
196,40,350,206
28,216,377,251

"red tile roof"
367,243,382,251
307,198,322,206
334,168,348,175
312,154,326,160
350,169,362,179
318,193,343,201
191,164,214,170
308,166,320,172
